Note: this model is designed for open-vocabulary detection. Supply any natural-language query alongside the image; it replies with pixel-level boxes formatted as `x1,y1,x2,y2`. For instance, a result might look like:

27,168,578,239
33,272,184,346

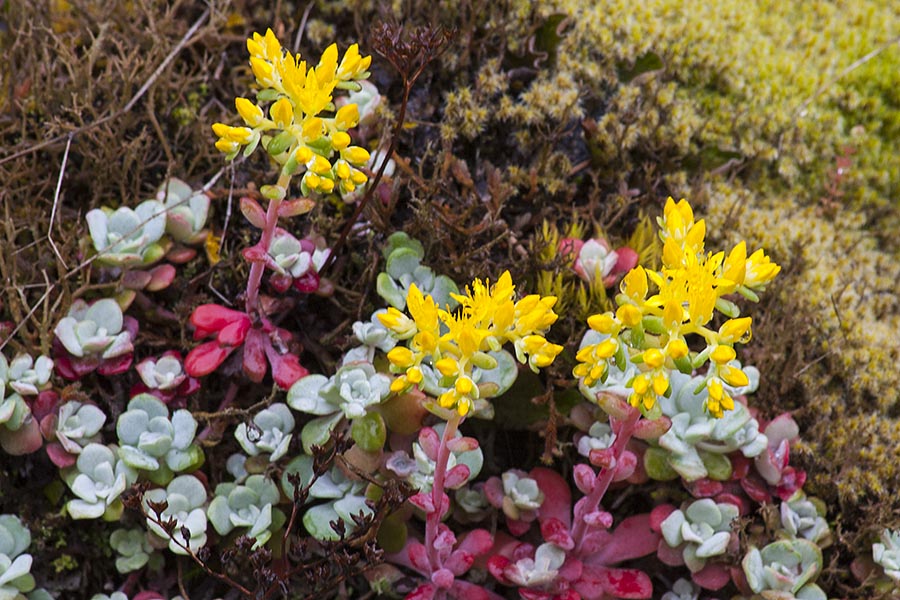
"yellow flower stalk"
379,272,561,417
211,28,372,199
575,197,779,418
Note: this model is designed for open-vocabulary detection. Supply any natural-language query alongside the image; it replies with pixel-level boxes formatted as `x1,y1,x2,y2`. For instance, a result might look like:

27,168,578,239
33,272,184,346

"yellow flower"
744,248,781,290
705,377,735,418
270,97,294,129
337,43,372,81
235,98,264,127
718,317,752,344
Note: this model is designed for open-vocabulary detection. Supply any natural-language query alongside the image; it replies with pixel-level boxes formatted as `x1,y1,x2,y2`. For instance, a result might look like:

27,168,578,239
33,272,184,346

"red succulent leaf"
190,304,250,339
241,245,270,264
613,450,637,481
185,341,234,377
97,353,133,376
531,467,572,528
587,565,653,599
444,551,473,577
656,539,685,566
122,270,152,290
775,467,806,501
446,436,479,453
32,390,61,422
691,562,731,590
165,245,196,264
583,511,613,530
448,579,495,600
541,517,575,551
684,478,723,498
242,328,268,383
583,514,659,565
487,555,512,584
264,338,308,389
219,317,251,346
45,442,77,468
483,477,504,509
293,270,321,293
409,492,436,514
278,197,316,218
269,273,293,294
740,473,771,504
631,415,671,440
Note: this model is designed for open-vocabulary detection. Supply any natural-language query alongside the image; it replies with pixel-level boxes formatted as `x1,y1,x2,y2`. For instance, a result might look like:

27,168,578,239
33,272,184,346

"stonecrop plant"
4,17,852,600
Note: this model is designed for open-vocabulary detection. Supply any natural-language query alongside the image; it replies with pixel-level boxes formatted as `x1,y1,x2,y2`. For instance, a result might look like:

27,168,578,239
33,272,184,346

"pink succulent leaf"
583,511,614,530
632,415,671,440
456,529,494,558
483,476,505,508
434,525,458,558
242,328,268,383
146,264,176,291
165,245,197,263
446,436,479,453
418,427,441,460
558,237,584,262
774,467,806,501
443,464,472,491
32,391,61,422
409,492,436,513
267,347,308,389
219,317,252,346
408,541,432,573
540,518,574,551
0,418,43,455
448,579,499,600
122,270,152,290
714,492,750,516
531,467,572,528
406,583,436,600
432,568,455,589
613,450,637,481
444,550,474,577
277,198,316,218
763,413,799,446
184,341,234,377
739,473,771,504
558,556,583,583
584,514,659,566
691,562,731,590
573,464,595,495
611,247,639,275
507,518,531,537
656,540,685,566
240,196,267,229
589,447,616,469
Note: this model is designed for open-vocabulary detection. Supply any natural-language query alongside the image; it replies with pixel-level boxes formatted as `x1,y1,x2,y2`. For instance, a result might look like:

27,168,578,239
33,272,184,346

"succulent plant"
660,499,739,573
116,394,203,475
265,230,330,287
109,528,156,574
132,352,199,404
780,492,830,545
53,298,138,380
563,237,638,287
0,514,35,599
143,475,208,555
40,400,106,467
86,199,168,267
484,470,544,535
650,368,766,482
576,421,617,458
157,177,210,245
742,539,826,600
288,361,391,420
234,403,294,462
280,454,372,541
63,443,138,520
660,578,700,600
499,542,566,588
385,426,482,494
89,593,129,600
375,232,459,310
873,529,900,585
0,384,41,456
0,353,53,397
343,310,398,364
207,475,284,549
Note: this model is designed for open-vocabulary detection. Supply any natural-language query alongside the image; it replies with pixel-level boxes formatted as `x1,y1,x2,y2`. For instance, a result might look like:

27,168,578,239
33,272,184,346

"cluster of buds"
574,198,780,418
212,29,372,198
378,271,562,417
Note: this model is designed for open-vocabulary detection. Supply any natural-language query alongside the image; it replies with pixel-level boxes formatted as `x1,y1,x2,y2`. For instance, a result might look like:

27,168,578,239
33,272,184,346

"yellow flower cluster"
212,29,372,196
379,272,563,417
574,198,780,418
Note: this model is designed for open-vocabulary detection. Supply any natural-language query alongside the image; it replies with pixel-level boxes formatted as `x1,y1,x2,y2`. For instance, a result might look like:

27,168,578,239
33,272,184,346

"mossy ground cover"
1,0,899,598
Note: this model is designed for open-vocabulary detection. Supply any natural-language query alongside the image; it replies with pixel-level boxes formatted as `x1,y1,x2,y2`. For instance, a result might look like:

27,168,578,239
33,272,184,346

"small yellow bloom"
387,346,415,368
718,364,749,388
616,304,642,328
435,358,459,377
235,97,264,127
744,249,781,289
331,131,351,150
342,146,370,166
587,313,617,334
718,317,752,344
294,146,314,164
709,345,736,364
666,338,689,359
335,104,359,130
270,97,294,128
642,348,665,369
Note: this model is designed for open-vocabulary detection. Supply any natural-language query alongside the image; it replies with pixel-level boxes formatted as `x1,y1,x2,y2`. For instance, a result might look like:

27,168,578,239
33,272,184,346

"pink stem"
570,406,640,551
245,174,291,318
425,413,462,573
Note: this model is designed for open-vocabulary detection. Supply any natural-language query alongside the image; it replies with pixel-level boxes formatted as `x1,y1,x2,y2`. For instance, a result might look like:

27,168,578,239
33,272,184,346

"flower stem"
425,413,462,572
245,172,291,317
571,405,640,551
